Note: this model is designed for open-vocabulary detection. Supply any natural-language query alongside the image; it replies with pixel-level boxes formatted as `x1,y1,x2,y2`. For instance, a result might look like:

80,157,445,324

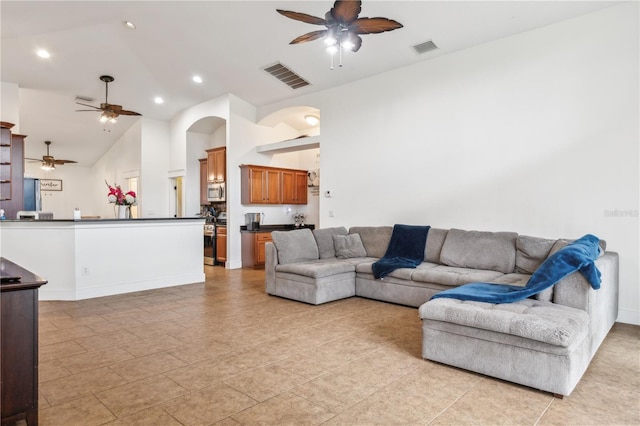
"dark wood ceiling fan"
26,141,77,169
75,75,141,122
277,0,403,53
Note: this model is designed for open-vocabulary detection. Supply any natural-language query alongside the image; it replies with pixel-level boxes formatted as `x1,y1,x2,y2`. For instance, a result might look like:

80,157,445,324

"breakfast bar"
0,217,205,300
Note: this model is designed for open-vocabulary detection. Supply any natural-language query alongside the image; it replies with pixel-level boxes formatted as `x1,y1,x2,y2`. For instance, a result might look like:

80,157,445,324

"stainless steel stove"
204,212,227,266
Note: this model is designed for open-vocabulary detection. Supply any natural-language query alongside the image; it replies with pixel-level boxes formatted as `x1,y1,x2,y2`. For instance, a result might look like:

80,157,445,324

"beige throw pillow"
333,234,367,259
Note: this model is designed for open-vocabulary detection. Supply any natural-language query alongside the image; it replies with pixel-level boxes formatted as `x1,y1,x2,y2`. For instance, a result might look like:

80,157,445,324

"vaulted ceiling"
1,1,617,166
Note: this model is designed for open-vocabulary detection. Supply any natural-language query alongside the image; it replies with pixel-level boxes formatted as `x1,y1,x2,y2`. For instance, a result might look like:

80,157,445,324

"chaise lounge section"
264,225,619,396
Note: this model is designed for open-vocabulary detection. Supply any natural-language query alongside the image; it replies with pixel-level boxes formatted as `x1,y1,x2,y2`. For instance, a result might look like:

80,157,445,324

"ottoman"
419,297,592,396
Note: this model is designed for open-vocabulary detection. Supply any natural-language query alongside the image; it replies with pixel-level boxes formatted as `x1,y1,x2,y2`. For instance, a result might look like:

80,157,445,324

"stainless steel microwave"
208,182,225,202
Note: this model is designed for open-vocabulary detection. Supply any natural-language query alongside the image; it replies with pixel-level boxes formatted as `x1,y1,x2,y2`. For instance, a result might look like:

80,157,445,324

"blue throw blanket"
431,234,602,304
372,224,430,279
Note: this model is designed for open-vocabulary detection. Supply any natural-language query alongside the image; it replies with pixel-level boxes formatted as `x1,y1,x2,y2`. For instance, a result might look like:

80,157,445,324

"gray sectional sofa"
265,226,619,396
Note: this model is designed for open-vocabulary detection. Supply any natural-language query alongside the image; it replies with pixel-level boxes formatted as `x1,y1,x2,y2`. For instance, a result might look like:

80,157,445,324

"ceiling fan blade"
290,30,328,45
330,0,361,24
350,17,403,34
118,109,142,116
76,109,101,112
277,9,327,25
53,159,77,165
75,102,102,110
25,157,42,162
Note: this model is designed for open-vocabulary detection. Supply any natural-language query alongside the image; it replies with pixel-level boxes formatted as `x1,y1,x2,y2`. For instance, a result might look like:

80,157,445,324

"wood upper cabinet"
241,165,281,204
240,164,307,205
199,159,208,205
282,170,308,204
0,126,13,201
0,122,25,220
206,147,226,183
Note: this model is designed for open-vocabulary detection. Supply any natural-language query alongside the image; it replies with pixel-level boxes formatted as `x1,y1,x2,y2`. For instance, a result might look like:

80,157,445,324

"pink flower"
105,180,136,206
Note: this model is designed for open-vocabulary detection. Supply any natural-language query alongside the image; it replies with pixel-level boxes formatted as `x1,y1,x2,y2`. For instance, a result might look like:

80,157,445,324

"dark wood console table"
1,258,47,426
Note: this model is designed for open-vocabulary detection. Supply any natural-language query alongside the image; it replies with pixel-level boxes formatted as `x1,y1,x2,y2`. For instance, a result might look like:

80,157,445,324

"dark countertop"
0,217,204,223
0,257,48,291
240,224,315,233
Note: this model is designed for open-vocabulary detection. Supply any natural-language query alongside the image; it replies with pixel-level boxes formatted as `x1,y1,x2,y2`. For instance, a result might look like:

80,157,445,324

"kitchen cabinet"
0,125,13,201
241,231,273,268
199,159,208,205
0,122,25,220
282,170,308,204
216,226,227,263
206,147,226,183
240,164,308,205
1,258,47,426
240,165,281,204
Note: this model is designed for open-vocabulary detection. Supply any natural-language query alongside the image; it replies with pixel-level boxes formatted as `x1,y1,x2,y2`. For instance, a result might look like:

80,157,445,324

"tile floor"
27,266,640,425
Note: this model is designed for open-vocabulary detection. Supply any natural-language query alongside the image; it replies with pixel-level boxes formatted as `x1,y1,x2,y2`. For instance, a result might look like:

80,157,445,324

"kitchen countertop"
0,217,203,223
240,224,315,233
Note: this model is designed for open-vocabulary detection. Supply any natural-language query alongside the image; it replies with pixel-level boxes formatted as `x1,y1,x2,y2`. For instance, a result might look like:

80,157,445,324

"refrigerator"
23,178,41,211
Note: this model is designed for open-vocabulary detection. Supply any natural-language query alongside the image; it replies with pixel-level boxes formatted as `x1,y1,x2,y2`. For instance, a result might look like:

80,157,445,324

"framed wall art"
40,179,63,191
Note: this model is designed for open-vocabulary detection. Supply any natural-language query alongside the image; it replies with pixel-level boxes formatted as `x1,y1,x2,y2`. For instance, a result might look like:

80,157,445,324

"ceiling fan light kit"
25,141,77,171
277,0,402,69
75,75,141,126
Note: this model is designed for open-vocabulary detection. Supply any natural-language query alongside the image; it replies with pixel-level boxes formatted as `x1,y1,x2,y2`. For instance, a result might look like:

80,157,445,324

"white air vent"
75,95,95,102
412,40,438,55
263,62,310,89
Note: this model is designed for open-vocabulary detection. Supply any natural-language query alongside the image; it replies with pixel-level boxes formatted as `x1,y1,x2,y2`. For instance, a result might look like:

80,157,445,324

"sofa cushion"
333,234,367,259
271,228,319,265
276,260,355,279
515,235,556,274
551,238,607,255
313,227,348,259
489,273,530,286
440,229,518,274
349,226,392,258
412,265,503,287
419,298,589,347
425,228,448,263
357,261,438,280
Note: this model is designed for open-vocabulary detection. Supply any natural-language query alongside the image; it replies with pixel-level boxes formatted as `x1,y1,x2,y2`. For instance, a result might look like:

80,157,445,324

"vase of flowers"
293,212,306,228
106,180,136,219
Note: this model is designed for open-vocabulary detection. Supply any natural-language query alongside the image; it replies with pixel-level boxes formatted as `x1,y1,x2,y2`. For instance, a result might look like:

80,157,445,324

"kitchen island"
0,217,204,300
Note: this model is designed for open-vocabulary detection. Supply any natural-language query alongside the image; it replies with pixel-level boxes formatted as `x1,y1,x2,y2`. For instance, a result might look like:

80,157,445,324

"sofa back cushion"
550,238,607,255
333,234,368,259
313,227,348,259
515,235,556,274
425,228,448,263
271,228,319,265
348,226,392,258
440,229,518,274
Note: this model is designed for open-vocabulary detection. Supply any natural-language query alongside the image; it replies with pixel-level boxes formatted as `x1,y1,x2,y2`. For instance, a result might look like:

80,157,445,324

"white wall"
140,119,170,218
185,131,210,216
24,163,93,219
1,82,20,131
258,4,639,324
89,120,142,219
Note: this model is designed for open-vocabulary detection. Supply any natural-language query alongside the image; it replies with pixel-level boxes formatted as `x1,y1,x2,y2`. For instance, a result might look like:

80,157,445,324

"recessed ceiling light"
123,21,136,30
36,49,50,59
192,75,203,84
154,97,164,104
305,115,319,126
